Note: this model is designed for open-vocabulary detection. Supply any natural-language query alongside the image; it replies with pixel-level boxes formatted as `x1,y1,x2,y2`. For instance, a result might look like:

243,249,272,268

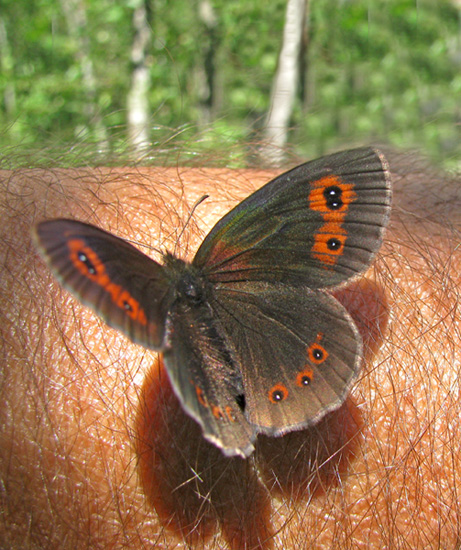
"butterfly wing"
34,219,172,350
212,281,361,436
163,296,256,457
193,147,391,288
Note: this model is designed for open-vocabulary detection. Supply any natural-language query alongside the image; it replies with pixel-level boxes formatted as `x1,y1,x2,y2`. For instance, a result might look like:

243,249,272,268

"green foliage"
0,0,459,168
295,0,460,165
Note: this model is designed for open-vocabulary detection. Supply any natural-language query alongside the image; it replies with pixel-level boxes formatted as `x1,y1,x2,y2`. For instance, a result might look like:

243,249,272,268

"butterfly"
34,147,392,458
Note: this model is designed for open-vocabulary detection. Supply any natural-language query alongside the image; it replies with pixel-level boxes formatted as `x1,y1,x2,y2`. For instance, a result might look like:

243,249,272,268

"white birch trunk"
261,0,308,165
59,0,108,148
127,1,152,153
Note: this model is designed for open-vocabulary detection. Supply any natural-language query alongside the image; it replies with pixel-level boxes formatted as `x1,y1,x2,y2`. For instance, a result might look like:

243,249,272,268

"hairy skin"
0,152,460,549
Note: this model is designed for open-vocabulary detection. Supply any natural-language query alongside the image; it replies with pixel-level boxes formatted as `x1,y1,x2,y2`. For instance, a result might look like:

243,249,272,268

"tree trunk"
196,0,219,127
59,0,108,148
127,0,153,153
0,18,16,118
261,0,308,165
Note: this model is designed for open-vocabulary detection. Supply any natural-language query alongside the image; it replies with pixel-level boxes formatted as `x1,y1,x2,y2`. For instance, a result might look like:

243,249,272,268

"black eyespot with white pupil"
324,186,343,210
327,238,342,251
269,385,288,403
313,348,324,361
78,251,96,274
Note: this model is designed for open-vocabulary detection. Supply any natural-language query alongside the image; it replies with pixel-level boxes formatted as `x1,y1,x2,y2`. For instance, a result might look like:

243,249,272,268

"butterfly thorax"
163,252,210,307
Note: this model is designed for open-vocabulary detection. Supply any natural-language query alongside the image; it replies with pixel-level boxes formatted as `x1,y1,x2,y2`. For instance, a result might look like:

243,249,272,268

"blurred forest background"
1,0,460,168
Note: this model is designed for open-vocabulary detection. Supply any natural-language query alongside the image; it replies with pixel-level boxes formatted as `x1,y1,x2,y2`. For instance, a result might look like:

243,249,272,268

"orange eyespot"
225,406,237,422
268,384,288,404
308,344,328,364
194,385,208,408
296,368,314,387
307,333,329,365
212,406,225,420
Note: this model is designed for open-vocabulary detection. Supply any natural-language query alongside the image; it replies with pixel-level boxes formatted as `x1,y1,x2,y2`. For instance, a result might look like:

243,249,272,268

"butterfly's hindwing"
164,290,256,457
212,282,361,434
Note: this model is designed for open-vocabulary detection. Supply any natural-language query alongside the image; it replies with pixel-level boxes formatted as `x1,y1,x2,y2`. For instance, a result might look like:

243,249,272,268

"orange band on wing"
308,176,357,269
67,238,147,325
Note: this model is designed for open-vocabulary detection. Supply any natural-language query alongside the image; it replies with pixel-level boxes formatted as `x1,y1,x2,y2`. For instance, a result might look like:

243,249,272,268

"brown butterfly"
34,147,392,457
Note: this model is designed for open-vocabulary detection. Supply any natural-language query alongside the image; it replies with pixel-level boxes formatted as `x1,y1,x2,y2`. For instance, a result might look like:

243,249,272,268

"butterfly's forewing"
193,147,391,289
212,282,361,436
163,296,256,457
34,219,172,350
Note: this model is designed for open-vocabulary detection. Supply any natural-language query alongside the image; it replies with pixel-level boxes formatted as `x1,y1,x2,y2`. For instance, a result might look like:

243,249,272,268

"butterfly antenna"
175,194,209,254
